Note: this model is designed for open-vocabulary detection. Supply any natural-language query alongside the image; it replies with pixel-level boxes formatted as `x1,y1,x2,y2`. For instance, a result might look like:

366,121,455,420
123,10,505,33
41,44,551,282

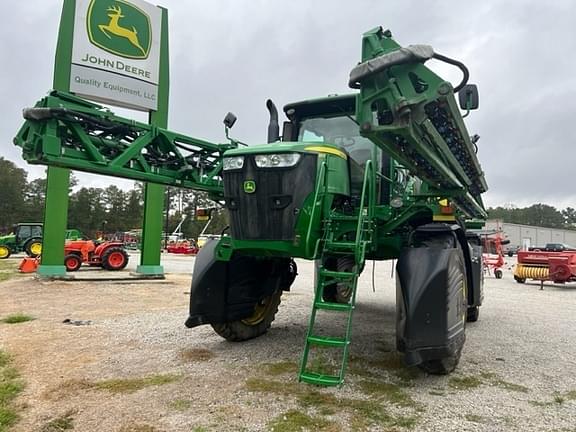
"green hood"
0,234,15,246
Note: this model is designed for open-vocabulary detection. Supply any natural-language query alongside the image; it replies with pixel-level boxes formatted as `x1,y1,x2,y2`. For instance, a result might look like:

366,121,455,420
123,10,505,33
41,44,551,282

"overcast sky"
1,0,575,209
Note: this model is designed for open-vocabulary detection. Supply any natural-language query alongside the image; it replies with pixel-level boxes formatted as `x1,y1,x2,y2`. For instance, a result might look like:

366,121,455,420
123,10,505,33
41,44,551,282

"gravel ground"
1,257,575,432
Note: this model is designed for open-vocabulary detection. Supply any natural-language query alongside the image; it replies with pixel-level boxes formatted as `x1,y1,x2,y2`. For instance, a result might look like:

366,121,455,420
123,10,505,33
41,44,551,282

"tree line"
0,157,227,240
487,204,576,230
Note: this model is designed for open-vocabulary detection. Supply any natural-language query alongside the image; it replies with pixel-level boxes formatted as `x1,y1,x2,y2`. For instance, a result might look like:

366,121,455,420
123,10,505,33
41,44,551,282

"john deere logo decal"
243,180,256,194
87,0,151,59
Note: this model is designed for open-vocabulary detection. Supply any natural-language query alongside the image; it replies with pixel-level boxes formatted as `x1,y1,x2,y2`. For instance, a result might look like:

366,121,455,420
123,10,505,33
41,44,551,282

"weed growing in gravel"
268,410,337,432
179,348,215,362
448,375,482,390
95,374,180,394
1,313,35,324
479,372,529,393
0,350,24,432
529,390,576,407
39,410,75,431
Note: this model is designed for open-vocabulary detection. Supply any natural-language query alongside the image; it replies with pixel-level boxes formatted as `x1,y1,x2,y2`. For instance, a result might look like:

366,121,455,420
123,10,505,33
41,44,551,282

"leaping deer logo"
98,5,146,56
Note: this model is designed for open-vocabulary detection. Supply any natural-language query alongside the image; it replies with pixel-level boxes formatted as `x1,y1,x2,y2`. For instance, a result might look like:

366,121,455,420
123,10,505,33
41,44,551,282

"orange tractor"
64,240,129,272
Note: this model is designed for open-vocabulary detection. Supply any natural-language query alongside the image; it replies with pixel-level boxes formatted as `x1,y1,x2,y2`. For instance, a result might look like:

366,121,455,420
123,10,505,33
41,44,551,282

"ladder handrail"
305,160,328,258
354,159,376,263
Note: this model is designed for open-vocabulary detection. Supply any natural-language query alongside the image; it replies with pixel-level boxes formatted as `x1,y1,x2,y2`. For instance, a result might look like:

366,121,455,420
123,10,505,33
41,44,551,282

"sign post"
39,0,169,277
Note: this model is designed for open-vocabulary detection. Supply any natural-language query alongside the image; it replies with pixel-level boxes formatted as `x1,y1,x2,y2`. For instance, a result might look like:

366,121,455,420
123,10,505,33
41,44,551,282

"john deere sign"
70,0,163,111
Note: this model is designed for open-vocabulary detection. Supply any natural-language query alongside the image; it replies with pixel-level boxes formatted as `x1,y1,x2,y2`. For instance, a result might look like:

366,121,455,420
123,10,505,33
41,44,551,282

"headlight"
254,153,301,168
223,156,244,170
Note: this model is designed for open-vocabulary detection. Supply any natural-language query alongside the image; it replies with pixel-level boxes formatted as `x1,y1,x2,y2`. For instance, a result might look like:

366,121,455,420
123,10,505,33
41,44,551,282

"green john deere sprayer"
14,27,487,386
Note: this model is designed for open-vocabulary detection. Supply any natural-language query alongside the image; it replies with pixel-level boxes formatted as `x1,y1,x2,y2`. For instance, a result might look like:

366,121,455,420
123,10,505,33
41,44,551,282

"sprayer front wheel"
211,289,282,341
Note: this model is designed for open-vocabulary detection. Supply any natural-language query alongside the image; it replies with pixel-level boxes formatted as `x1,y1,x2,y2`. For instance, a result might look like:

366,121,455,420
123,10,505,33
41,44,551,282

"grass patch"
262,361,299,376
1,313,35,324
268,409,337,432
0,350,24,432
169,399,192,411
95,374,180,394
179,348,215,362
245,378,419,430
448,375,482,390
0,261,20,283
39,410,75,431
356,380,417,407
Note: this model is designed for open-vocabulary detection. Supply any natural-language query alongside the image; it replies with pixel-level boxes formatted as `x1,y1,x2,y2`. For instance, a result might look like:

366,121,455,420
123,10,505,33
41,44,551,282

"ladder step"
307,335,348,347
325,241,356,250
319,269,356,279
299,371,342,387
314,301,353,311
328,215,358,221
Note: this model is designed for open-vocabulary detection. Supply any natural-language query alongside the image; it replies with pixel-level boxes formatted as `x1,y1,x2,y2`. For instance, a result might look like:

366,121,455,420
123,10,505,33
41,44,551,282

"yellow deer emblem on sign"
98,5,146,56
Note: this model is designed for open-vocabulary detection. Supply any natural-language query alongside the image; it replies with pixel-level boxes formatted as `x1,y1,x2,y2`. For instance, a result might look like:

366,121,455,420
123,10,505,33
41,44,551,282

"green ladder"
298,240,361,387
299,160,375,386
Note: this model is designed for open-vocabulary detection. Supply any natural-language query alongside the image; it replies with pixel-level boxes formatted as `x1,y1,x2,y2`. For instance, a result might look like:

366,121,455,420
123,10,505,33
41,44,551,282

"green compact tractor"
0,223,44,259
0,224,83,259
14,27,486,386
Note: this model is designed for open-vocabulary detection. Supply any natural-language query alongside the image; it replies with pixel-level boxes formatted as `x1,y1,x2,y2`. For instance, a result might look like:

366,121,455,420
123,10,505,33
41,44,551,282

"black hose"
432,53,469,93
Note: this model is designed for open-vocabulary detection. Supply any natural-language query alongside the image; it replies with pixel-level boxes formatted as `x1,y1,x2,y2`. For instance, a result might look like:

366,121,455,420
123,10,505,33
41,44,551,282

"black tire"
211,289,282,341
101,247,129,271
64,254,82,272
514,276,526,284
322,255,355,303
495,269,503,279
0,245,11,260
24,238,42,258
418,347,463,375
417,233,466,375
508,251,513,257
467,306,480,322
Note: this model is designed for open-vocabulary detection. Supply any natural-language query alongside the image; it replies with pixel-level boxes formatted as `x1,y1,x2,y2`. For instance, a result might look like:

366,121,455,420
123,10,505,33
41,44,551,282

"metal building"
485,220,576,250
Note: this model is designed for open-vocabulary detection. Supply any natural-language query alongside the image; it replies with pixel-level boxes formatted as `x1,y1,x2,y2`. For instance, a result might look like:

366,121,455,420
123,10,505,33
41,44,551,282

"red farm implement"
514,250,576,286
480,232,508,279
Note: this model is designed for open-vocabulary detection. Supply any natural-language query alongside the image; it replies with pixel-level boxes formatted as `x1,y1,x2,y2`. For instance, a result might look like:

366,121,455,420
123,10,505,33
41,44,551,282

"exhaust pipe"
266,99,280,143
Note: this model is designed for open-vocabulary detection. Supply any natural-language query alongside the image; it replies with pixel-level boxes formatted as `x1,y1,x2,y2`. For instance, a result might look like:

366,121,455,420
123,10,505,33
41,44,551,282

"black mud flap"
185,239,296,328
465,232,483,308
396,232,466,367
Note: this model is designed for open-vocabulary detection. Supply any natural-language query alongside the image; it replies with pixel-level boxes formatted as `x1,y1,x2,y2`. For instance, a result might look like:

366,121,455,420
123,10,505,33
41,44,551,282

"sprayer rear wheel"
211,289,282,341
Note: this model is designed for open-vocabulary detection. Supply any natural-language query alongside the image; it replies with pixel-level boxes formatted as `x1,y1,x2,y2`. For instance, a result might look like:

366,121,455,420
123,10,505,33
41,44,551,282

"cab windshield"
298,116,374,166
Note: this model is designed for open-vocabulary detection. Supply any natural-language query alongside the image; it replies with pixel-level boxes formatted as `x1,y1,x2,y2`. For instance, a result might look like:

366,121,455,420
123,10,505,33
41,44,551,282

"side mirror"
282,121,295,142
223,112,237,129
458,84,479,110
